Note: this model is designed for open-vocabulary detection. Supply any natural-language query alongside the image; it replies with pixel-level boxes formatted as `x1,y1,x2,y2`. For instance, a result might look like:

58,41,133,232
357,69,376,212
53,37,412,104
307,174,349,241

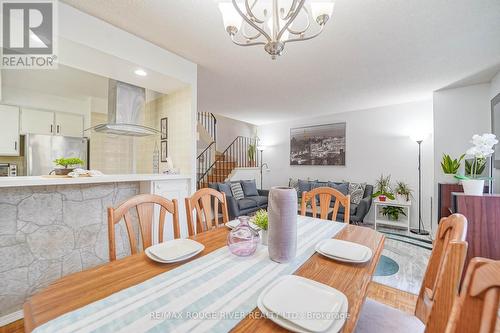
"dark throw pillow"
218,182,233,198
240,179,259,197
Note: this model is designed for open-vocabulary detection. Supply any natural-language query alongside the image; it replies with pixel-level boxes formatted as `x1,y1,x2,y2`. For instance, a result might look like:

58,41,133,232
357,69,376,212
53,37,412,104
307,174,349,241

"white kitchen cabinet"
21,108,55,135
140,178,191,242
21,109,84,137
55,112,84,137
0,105,20,156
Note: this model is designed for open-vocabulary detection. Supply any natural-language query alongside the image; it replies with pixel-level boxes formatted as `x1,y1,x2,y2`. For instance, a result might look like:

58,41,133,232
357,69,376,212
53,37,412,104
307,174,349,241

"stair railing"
197,112,217,143
197,141,216,185
197,136,259,189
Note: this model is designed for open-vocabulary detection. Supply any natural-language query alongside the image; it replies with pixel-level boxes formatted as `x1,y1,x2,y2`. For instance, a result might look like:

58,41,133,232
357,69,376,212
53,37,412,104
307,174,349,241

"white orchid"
467,133,498,159
457,133,498,180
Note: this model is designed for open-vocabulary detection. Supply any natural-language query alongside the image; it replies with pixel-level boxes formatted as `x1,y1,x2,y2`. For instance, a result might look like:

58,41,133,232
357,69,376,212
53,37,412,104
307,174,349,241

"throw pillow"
230,182,245,200
241,179,259,197
327,181,350,195
218,182,233,198
289,178,300,193
297,179,311,196
349,182,366,205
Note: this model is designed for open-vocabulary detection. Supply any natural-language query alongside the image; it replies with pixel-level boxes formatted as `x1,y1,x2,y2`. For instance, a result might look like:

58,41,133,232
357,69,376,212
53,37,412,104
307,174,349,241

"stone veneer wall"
0,182,140,317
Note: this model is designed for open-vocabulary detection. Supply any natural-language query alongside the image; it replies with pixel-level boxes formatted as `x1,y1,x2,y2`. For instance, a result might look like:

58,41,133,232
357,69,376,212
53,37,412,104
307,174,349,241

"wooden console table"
452,193,500,268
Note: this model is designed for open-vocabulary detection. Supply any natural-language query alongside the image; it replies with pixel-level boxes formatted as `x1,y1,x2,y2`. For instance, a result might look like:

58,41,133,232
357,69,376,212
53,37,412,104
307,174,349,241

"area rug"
374,255,399,276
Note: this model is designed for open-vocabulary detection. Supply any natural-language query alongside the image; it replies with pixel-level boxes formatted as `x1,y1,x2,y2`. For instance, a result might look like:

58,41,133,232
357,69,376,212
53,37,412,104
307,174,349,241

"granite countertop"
0,174,191,188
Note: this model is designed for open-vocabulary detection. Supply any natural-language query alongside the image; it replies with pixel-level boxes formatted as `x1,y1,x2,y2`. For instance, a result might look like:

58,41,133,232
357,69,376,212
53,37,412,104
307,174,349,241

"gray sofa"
209,180,269,219
292,179,373,224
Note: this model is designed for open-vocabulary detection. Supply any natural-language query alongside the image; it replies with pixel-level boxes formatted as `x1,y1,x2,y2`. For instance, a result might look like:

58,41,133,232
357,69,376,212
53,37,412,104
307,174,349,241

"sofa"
209,179,269,219
290,179,373,224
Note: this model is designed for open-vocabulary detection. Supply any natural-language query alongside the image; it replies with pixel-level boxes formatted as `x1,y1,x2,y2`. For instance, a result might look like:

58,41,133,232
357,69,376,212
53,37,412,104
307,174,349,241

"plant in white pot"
455,133,498,195
440,154,464,183
252,209,268,245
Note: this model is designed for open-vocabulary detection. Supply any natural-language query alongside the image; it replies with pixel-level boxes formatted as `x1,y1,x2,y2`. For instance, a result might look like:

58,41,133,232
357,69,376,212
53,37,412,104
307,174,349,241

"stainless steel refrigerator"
25,134,89,176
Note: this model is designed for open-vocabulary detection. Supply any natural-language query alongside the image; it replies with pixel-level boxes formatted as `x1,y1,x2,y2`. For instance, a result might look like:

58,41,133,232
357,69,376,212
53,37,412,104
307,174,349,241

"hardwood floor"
0,319,23,333
367,281,418,314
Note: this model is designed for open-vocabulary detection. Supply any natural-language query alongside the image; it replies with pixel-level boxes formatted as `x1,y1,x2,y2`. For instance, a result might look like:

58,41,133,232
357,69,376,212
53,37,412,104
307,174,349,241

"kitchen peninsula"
0,174,191,318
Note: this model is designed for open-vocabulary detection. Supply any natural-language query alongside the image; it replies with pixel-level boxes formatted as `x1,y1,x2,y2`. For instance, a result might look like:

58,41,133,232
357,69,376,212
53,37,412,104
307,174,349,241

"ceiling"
62,0,500,125
2,64,108,100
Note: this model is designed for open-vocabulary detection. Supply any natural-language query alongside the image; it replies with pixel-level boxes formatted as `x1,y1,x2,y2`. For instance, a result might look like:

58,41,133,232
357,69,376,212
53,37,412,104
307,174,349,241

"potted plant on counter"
441,154,464,183
252,209,268,245
394,181,413,202
455,133,498,195
52,157,84,176
372,174,395,202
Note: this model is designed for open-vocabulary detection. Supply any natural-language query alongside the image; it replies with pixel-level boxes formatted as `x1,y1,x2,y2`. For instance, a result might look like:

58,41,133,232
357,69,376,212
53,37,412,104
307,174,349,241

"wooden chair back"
107,194,179,261
414,214,468,333
300,186,351,223
444,258,500,333
185,187,229,236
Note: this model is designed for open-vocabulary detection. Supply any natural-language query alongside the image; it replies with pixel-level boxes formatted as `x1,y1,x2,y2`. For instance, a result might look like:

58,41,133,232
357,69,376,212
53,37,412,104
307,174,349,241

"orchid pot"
461,179,485,196
379,195,387,202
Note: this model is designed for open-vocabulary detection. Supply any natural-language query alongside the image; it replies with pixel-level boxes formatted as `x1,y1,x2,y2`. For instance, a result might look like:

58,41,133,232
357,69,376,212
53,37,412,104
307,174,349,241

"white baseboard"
0,310,23,327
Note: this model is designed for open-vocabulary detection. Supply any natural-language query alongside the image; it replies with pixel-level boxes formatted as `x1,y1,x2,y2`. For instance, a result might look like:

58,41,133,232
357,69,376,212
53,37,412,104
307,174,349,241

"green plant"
464,158,486,177
248,144,256,162
394,181,413,201
441,154,465,174
252,209,268,230
372,174,395,200
53,157,84,168
381,206,407,221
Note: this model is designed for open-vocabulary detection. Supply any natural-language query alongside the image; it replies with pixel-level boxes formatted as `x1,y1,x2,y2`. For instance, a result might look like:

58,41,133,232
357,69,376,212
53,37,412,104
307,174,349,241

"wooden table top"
24,223,384,333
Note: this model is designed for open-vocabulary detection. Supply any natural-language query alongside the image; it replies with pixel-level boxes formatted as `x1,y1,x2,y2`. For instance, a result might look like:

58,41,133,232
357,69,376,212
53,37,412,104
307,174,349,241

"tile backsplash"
0,156,25,176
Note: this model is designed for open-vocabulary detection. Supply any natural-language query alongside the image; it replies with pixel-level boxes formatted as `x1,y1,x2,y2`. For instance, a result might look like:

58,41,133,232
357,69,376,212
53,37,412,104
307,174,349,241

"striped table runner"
33,216,345,333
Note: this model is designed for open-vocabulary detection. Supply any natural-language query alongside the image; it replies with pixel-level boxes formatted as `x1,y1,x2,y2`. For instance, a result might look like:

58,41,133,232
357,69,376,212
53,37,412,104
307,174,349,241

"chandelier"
218,0,334,59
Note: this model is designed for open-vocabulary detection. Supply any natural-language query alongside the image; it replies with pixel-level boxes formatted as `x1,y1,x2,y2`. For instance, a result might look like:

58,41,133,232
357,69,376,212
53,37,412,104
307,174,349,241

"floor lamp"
410,135,429,235
257,146,268,190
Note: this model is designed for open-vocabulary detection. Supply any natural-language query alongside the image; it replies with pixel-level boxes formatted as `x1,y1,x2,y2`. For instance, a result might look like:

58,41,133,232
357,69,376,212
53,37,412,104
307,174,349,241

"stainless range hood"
86,80,160,137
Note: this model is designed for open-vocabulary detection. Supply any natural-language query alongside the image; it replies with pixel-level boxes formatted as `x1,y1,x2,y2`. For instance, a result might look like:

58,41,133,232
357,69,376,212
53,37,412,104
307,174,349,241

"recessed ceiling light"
134,69,147,76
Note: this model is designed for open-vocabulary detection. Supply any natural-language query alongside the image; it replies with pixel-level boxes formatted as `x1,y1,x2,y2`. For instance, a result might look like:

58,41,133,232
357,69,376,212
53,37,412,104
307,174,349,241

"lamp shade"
257,145,266,151
310,1,335,21
410,133,429,142
218,2,243,30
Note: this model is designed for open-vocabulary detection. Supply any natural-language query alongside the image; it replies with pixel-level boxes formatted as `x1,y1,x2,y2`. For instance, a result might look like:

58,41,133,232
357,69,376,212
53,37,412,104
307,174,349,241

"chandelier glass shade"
218,0,334,59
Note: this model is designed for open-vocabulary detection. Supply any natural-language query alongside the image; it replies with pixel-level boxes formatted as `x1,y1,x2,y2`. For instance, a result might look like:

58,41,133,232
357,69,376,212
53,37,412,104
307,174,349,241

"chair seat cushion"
355,299,424,333
238,198,258,210
246,195,268,207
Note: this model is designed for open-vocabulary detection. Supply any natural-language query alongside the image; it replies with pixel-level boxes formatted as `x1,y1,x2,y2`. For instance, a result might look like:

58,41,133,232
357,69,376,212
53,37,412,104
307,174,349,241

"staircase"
196,112,259,189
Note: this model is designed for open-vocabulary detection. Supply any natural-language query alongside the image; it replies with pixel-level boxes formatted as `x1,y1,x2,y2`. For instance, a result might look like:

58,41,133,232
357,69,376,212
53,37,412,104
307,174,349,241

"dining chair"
444,258,500,333
107,194,179,261
185,187,229,236
300,186,351,222
355,213,468,333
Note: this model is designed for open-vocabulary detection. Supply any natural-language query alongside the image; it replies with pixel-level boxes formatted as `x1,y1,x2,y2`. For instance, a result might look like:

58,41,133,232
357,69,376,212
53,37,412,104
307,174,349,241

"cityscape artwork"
290,123,346,166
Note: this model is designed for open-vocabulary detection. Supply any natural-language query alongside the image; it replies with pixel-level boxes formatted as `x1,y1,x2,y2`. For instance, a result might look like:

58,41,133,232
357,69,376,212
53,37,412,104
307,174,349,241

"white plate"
225,219,260,231
145,246,204,264
257,275,348,333
315,239,372,263
146,239,204,263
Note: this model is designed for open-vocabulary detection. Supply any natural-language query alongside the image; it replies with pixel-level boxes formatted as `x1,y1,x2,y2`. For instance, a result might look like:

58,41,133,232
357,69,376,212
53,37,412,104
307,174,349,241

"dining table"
23,216,385,333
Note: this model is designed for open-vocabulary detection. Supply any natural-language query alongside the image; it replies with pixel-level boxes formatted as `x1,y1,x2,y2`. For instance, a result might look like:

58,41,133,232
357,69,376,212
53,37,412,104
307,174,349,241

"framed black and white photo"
161,140,168,162
290,122,346,166
161,117,168,140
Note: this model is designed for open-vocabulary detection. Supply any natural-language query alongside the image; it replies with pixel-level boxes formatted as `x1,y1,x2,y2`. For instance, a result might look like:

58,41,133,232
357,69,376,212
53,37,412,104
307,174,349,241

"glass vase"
227,216,260,256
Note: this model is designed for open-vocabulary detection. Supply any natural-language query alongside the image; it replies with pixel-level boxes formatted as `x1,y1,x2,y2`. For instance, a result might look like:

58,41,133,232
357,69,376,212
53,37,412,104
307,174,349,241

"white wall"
229,167,263,189
433,84,492,214
258,100,434,230
214,114,257,151
491,70,500,100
